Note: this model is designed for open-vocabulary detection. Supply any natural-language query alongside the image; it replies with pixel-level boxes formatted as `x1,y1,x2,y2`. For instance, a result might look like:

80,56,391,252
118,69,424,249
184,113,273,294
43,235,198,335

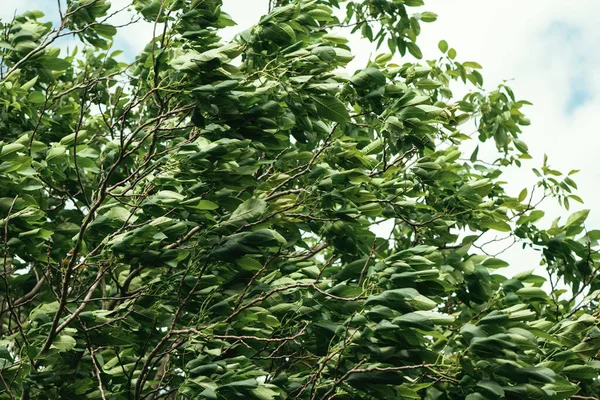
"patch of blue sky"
111,38,137,60
0,0,59,23
544,21,593,114
565,68,592,114
546,20,580,42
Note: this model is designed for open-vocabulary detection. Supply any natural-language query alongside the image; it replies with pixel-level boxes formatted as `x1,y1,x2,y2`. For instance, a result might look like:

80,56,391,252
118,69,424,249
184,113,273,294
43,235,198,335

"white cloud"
221,0,269,41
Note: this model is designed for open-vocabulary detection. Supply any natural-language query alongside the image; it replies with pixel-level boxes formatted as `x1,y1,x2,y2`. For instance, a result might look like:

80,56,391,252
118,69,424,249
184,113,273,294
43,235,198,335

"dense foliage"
1,0,600,398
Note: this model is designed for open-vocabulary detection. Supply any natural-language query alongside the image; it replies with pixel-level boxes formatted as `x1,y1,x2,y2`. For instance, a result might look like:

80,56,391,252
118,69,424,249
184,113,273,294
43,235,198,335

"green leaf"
51,335,76,352
237,256,264,272
250,385,280,400
46,145,66,162
28,91,46,103
515,286,548,300
513,138,528,153
480,219,511,232
438,40,448,53
406,42,422,59
322,33,349,44
470,145,479,162
37,56,71,71
518,188,528,202
0,143,25,158
463,61,482,69
218,379,258,391
477,380,504,398
420,12,438,22
565,209,589,228
366,288,436,311
395,385,420,399
311,46,336,61
393,312,434,331
374,53,393,65
196,200,219,210
465,394,487,400
156,190,185,202
230,198,267,221
21,76,38,91
542,379,580,398
482,258,509,269
562,364,598,379
93,24,117,38
311,95,350,122
414,311,455,325
351,67,386,87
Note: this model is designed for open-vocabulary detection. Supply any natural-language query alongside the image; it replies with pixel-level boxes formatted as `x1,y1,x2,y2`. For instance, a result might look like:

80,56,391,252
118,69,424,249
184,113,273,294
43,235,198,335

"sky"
2,1,599,284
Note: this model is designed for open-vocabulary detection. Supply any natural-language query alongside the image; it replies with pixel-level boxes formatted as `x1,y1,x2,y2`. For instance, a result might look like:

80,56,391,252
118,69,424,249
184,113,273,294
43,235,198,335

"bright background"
3,0,599,282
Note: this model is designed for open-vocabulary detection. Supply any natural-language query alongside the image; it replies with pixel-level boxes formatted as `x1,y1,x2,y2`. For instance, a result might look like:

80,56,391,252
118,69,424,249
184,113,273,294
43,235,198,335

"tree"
0,0,599,398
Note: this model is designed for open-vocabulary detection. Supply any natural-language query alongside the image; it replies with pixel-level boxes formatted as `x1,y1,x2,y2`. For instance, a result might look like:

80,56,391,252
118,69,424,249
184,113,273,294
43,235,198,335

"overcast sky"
2,1,599,283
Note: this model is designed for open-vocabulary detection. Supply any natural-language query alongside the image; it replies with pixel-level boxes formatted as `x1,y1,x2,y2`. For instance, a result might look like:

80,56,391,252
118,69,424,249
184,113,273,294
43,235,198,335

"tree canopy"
1,0,599,399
